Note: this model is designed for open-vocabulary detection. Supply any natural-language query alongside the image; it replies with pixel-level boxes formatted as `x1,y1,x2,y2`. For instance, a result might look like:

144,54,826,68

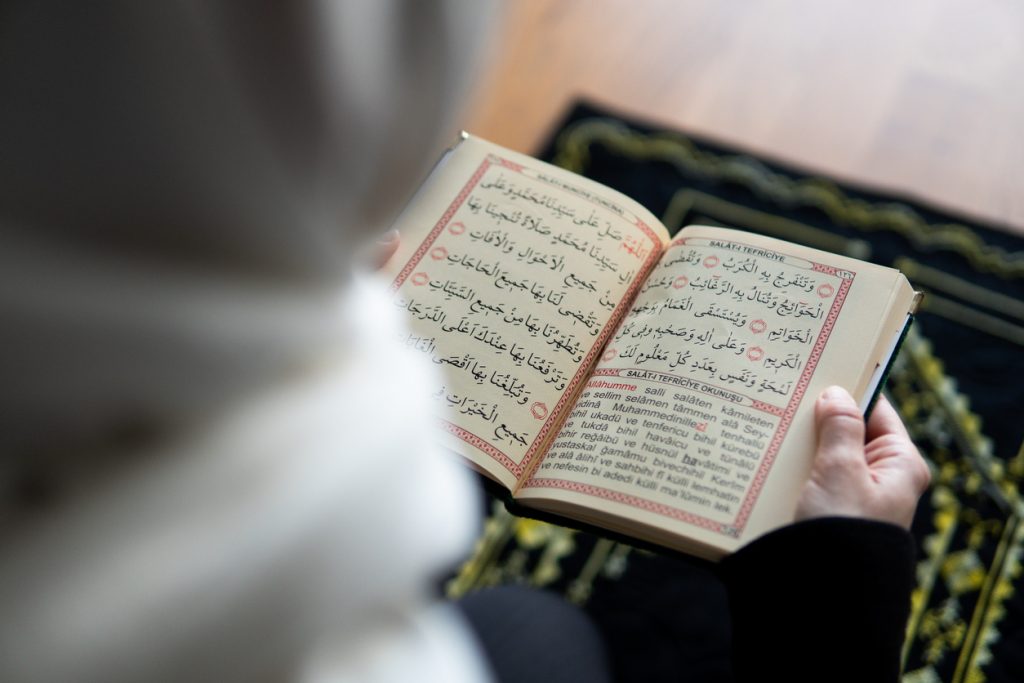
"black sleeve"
718,517,915,683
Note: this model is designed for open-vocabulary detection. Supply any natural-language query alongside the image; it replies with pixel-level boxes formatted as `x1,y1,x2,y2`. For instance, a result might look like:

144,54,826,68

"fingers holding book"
796,387,931,530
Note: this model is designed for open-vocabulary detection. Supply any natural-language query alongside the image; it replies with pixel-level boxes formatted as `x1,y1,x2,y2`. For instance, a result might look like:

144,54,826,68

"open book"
383,134,920,560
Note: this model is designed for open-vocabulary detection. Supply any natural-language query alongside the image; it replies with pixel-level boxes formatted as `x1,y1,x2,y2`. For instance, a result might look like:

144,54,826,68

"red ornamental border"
438,420,520,474
390,158,491,293
523,268,855,539
495,157,526,173
731,273,853,530
394,155,663,478
526,477,723,532
749,399,785,417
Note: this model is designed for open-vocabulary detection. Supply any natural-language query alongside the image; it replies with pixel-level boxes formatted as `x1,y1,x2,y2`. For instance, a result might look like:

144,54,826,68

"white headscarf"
0,2,500,681
0,0,495,461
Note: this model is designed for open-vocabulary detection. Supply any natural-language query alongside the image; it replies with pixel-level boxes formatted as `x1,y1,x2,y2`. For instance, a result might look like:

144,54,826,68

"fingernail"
821,386,845,401
377,228,399,244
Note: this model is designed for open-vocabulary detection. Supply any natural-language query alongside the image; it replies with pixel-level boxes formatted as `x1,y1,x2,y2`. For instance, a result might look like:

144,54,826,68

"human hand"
795,386,931,529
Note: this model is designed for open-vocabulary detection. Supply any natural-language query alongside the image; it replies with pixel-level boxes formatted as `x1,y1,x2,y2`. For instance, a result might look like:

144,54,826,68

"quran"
383,134,920,560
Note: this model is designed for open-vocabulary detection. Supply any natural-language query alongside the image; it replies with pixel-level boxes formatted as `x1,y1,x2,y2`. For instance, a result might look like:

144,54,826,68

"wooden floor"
465,0,1024,237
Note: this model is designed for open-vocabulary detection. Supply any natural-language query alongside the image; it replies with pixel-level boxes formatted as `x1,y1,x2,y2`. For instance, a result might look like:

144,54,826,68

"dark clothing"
721,517,916,682
459,586,613,683
460,517,915,683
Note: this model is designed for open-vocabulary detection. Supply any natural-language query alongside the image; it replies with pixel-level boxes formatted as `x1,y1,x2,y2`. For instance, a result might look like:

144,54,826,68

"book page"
519,226,912,556
383,135,669,490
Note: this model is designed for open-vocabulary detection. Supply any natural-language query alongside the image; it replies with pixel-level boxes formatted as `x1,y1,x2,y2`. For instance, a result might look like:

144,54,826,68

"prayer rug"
448,102,1024,683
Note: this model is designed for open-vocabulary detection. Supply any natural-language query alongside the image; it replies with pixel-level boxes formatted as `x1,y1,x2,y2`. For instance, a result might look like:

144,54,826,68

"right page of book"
517,225,917,558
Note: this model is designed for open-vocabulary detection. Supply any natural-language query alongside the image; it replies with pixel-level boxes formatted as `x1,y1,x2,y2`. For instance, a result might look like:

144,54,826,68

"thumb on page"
815,386,866,467
796,387,929,529
795,386,871,522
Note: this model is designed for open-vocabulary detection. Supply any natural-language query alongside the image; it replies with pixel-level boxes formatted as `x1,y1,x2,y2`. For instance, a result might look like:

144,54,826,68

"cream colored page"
521,226,903,550
384,136,668,489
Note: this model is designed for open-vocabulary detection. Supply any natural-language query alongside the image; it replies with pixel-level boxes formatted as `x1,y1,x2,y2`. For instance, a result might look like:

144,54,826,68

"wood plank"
464,0,1024,236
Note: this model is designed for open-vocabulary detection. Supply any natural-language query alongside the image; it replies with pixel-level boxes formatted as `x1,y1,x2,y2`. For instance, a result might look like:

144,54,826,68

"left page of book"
382,135,670,490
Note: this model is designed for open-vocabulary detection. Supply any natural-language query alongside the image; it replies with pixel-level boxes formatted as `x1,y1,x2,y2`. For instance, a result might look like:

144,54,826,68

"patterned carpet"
448,102,1024,682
